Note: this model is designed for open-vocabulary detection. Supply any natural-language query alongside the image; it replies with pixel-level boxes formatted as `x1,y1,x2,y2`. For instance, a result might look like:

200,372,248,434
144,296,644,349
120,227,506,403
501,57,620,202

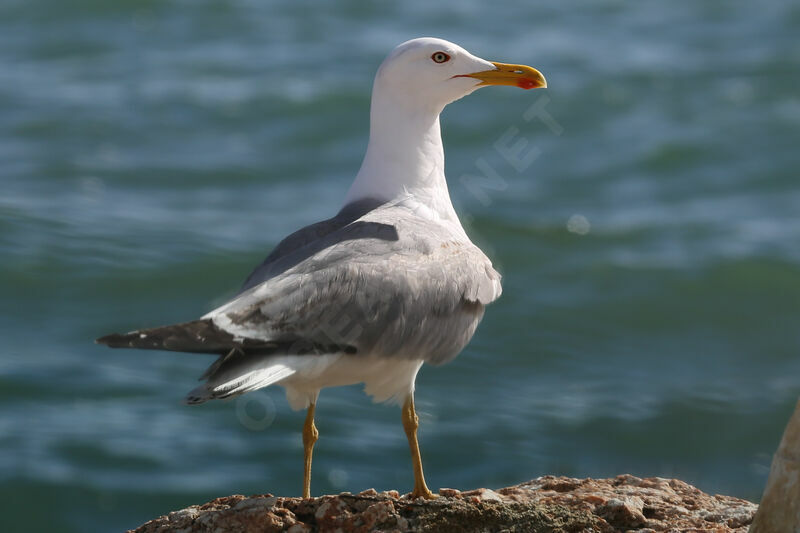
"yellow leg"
402,395,436,499
302,402,319,499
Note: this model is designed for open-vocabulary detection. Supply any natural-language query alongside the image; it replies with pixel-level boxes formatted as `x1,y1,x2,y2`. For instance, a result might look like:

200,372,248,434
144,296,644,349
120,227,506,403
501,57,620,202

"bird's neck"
344,89,460,224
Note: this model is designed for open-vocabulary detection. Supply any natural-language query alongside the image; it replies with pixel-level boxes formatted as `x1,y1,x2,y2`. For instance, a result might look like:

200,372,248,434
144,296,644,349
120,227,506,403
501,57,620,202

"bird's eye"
431,52,451,64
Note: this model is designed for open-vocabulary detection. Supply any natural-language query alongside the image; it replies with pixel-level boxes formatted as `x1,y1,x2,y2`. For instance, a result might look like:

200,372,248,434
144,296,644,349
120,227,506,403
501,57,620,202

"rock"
130,475,756,532
595,496,646,529
750,398,800,533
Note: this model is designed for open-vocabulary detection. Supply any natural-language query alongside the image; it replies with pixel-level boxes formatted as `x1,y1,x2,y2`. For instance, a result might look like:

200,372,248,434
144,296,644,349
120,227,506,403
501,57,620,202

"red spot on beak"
517,78,538,90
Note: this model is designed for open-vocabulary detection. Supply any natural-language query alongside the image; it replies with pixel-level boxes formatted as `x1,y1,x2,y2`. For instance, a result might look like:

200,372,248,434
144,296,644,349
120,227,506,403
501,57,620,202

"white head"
373,37,546,114
345,37,546,213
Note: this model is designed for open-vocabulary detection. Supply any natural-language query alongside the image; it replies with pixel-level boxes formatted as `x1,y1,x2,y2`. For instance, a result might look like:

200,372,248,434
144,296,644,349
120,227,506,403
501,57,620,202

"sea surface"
2,1,799,531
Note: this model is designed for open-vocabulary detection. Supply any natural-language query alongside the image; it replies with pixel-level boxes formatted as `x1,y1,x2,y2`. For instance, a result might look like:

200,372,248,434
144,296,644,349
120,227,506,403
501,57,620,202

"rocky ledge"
131,475,756,533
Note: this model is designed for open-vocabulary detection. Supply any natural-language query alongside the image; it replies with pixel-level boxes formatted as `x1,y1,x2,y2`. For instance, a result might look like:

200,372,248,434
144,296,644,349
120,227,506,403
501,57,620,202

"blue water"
2,1,800,531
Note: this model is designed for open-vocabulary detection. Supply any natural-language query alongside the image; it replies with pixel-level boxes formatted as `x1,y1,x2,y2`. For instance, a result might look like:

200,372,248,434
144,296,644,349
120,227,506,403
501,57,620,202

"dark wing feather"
96,318,355,356
96,319,271,354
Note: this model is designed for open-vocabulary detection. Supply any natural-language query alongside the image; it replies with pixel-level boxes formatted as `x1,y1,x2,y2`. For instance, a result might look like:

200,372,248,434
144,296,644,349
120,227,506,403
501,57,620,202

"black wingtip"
96,333,127,347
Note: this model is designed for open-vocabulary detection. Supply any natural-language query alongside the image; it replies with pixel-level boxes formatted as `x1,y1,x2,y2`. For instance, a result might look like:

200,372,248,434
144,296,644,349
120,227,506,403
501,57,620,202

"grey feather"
98,196,502,394
208,198,502,366
240,198,393,292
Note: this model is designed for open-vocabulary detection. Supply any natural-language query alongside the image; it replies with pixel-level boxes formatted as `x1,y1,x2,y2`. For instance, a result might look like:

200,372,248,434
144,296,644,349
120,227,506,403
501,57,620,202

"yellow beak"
454,62,547,90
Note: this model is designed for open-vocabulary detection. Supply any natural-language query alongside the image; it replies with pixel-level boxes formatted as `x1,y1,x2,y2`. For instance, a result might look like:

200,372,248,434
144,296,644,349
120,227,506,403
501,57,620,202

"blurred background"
2,0,799,531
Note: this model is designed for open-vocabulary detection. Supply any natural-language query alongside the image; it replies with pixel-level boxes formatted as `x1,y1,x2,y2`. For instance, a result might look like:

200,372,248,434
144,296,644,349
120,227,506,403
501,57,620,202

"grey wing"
206,213,501,365
240,197,391,292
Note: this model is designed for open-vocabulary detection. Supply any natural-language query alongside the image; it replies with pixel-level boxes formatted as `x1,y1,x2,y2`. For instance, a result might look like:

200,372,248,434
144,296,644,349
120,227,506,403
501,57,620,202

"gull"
97,37,546,500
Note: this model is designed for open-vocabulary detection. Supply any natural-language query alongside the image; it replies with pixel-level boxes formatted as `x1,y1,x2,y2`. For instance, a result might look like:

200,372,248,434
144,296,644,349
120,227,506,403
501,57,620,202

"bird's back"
207,197,502,366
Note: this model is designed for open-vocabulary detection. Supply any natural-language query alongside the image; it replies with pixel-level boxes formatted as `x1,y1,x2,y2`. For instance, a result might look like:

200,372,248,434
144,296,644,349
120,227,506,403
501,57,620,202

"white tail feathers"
184,362,296,405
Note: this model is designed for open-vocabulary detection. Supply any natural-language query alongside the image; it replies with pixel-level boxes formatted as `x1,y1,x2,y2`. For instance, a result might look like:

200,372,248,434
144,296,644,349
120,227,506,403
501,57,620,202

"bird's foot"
409,487,437,500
